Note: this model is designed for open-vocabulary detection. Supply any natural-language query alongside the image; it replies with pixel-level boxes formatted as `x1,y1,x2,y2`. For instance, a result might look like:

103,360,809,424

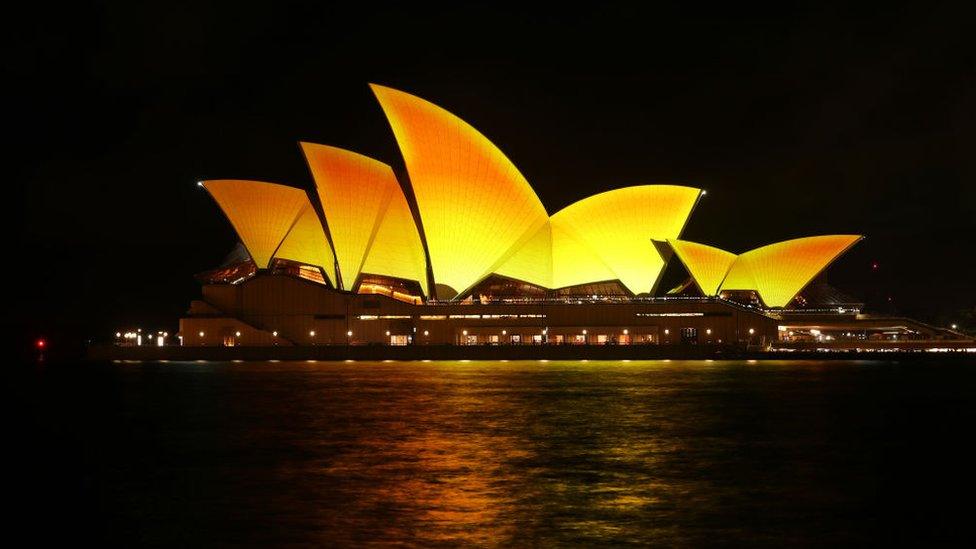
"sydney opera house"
179,84,962,351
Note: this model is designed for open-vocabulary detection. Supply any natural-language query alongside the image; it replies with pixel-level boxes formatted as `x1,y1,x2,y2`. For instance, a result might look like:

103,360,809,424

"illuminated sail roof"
274,204,337,285
198,86,865,306
549,186,702,294
549,218,617,289
719,235,863,307
667,239,738,296
370,83,549,298
201,180,336,285
494,222,553,289
301,143,428,295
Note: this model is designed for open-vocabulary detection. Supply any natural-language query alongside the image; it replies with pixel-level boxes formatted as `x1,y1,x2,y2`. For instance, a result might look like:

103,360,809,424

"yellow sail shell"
301,143,427,295
202,180,335,286
720,235,863,307
371,83,549,297
550,185,701,294
667,239,738,296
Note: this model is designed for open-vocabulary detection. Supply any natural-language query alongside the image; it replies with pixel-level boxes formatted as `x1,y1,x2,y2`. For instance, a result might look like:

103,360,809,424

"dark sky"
11,1,976,344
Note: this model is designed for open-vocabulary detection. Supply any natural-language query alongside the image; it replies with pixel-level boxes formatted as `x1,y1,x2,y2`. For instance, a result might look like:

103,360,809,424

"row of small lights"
133,322,963,348
451,327,755,337
139,323,964,345
195,330,358,339
116,329,169,338
116,329,170,346
191,326,759,340
189,326,976,344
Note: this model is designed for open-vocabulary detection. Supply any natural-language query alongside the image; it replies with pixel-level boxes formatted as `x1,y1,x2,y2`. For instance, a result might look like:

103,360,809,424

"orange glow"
301,143,427,295
202,180,335,285
199,89,864,308
667,239,737,296
371,84,548,297
720,235,863,307
203,179,316,269
274,204,337,286
550,186,702,294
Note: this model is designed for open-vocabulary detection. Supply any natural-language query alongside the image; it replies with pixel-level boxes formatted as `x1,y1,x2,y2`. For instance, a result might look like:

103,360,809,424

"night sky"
11,2,976,347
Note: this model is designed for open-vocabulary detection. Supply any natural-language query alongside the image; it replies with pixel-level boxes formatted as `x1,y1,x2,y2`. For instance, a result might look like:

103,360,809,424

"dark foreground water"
12,359,976,546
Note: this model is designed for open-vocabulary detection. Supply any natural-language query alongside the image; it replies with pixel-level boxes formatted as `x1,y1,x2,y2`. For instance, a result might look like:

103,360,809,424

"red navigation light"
36,339,46,349
871,262,879,270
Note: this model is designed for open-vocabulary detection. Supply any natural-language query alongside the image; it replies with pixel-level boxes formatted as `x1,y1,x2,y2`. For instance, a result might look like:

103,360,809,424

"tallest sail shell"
370,84,550,297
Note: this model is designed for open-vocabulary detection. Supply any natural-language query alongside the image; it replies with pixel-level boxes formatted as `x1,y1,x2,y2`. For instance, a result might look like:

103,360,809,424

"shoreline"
87,344,976,362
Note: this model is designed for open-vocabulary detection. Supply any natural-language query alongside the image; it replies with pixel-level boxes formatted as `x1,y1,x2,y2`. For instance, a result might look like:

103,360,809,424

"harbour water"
15,359,976,545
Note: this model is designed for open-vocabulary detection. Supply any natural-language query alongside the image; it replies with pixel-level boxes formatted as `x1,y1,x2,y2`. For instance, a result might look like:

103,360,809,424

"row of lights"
116,329,170,346
449,327,751,339
191,325,758,342
191,324,966,344
196,330,280,338
117,329,169,336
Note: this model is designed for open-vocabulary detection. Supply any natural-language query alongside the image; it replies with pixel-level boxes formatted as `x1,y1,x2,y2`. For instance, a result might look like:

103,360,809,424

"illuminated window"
298,265,326,284
358,276,424,304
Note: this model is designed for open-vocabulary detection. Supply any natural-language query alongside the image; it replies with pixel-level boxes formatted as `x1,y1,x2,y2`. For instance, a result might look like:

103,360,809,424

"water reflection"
37,359,976,545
